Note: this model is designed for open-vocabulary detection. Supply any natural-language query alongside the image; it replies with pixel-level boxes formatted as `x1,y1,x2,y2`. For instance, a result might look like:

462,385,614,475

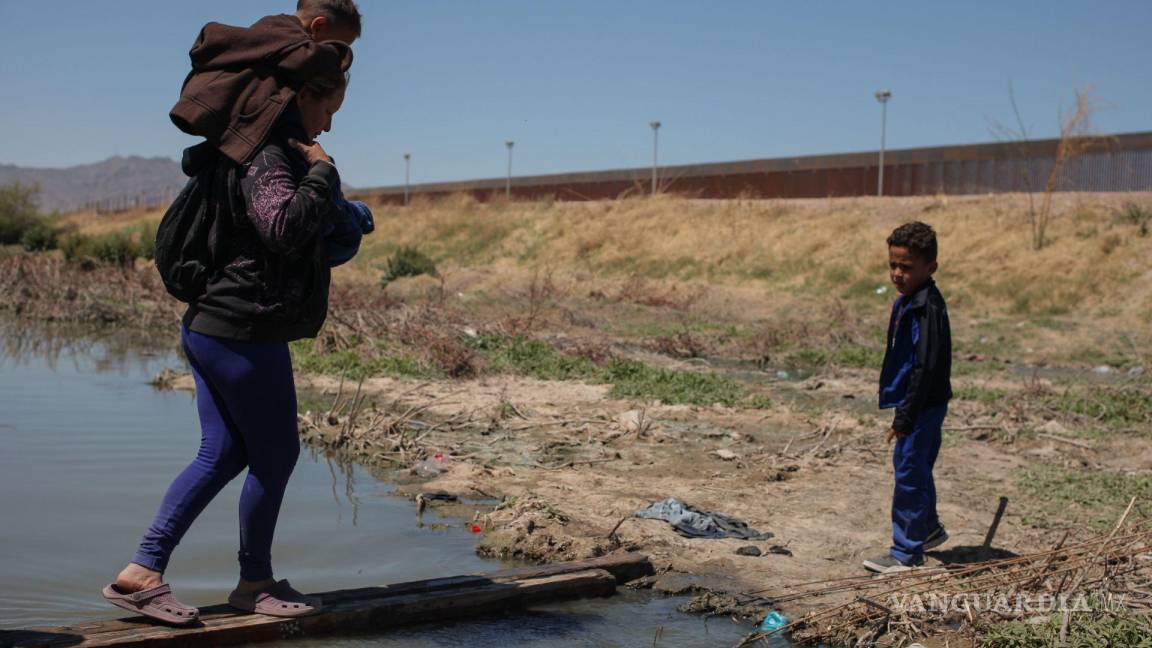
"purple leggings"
133,327,299,581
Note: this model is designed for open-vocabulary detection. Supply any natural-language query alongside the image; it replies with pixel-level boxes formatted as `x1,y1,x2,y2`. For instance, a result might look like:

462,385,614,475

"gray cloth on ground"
634,497,771,540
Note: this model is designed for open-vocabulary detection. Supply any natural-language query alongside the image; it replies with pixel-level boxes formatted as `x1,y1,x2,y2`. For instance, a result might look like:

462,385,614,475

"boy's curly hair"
887,221,938,263
297,0,362,37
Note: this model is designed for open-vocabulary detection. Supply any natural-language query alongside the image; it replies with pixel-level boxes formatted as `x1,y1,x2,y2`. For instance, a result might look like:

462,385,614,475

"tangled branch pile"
738,500,1152,647
296,374,474,470
0,254,179,328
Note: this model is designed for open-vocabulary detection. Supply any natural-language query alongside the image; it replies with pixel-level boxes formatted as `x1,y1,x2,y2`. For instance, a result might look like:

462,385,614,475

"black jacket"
181,106,338,342
879,280,953,434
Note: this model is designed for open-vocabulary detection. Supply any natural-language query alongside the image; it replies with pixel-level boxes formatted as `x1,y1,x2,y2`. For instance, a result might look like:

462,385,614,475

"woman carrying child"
101,67,371,625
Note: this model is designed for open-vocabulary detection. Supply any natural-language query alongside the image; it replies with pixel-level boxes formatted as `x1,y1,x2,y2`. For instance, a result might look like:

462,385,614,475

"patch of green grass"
438,218,518,263
469,335,771,408
1053,387,1152,425
1019,466,1152,530
1029,315,1076,331
952,358,1010,376
604,359,766,408
954,384,1007,405
977,597,1152,648
840,277,888,301
744,266,773,281
381,246,439,286
832,343,884,369
468,336,600,381
622,320,730,339
822,264,853,285
1067,346,1134,370
290,341,433,380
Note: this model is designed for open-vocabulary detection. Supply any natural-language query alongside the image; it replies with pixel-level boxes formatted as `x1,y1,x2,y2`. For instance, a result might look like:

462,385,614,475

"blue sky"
1,1,1149,188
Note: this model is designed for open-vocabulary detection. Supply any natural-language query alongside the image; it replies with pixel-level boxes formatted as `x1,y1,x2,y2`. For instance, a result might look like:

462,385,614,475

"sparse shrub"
1116,202,1151,237
425,334,478,378
59,228,152,267
381,246,439,286
89,231,141,266
59,233,88,262
0,182,58,247
20,221,59,251
652,331,707,359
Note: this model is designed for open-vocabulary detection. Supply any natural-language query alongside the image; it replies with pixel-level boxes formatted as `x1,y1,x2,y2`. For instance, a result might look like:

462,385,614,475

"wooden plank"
2,554,653,648
21,570,616,648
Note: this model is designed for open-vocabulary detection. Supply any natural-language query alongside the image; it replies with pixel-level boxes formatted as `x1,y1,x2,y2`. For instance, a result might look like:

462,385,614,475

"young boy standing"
863,222,953,574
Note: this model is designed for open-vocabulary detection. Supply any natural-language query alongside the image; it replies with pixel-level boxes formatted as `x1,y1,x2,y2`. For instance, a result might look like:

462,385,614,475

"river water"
0,326,753,647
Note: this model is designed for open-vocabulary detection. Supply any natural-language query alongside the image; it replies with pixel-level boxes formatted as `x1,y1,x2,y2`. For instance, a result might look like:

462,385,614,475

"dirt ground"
155,290,1145,629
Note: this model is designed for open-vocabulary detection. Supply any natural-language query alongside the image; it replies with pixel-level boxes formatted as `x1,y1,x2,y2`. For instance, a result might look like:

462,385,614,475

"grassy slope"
340,192,1152,321
63,192,1152,332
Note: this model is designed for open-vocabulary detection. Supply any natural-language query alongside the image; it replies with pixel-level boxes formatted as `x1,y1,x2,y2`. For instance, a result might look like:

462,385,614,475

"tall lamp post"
874,89,891,197
505,141,514,199
649,121,661,196
403,152,411,206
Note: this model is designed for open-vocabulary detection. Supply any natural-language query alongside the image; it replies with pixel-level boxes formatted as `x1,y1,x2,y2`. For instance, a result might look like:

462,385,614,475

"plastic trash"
412,452,450,478
758,610,788,632
775,370,790,380
875,285,889,295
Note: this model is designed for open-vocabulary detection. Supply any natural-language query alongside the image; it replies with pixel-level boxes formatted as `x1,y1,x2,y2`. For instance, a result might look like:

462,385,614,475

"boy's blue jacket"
879,279,952,434
325,175,374,267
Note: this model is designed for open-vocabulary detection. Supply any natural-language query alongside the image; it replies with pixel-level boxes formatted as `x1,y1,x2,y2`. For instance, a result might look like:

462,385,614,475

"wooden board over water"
1,553,653,648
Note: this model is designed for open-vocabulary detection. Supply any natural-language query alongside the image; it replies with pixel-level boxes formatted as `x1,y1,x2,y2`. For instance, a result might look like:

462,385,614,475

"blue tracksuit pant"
132,327,300,581
889,404,947,563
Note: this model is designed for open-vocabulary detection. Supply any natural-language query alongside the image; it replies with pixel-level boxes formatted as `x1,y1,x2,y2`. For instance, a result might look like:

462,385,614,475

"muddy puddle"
0,324,755,646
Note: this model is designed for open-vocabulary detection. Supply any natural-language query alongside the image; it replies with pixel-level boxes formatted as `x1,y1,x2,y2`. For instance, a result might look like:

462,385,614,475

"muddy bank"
155,364,1110,628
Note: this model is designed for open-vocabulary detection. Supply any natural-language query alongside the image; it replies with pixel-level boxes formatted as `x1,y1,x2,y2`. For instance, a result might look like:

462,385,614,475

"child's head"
886,221,938,296
296,0,362,45
297,73,348,140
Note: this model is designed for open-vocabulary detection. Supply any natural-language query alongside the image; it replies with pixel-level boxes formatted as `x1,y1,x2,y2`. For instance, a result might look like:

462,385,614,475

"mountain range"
0,156,186,214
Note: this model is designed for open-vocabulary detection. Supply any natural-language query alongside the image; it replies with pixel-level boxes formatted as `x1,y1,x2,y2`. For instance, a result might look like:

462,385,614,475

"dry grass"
40,192,1152,331
341,192,1152,323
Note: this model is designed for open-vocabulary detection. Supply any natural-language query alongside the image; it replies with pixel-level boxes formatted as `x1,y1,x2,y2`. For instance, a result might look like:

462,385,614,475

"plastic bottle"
758,610,788,632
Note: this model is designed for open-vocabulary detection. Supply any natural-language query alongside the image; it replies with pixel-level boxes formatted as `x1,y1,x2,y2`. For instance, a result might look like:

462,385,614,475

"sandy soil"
158,363,1087,626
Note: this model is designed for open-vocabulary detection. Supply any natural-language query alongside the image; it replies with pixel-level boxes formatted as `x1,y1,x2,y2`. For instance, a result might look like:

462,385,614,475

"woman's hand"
289,138,333,166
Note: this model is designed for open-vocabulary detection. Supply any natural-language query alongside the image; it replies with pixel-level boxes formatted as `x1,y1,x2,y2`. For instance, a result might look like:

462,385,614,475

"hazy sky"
1,1,1149,187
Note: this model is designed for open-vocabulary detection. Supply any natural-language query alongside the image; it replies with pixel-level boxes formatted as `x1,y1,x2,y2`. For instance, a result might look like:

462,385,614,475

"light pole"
874,89,891,197
505,141,514,199
649,121,661,196
403,153,411,206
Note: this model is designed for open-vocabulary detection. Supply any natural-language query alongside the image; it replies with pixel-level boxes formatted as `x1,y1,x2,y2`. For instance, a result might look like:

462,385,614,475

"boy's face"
302,15,358,45
888,246,937,296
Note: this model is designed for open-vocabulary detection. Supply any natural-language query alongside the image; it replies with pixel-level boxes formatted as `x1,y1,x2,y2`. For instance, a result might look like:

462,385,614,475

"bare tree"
989,85,1100,250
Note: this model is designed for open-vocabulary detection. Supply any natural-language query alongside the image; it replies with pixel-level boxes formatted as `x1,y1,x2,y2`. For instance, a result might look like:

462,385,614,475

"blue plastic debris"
758,610,788,632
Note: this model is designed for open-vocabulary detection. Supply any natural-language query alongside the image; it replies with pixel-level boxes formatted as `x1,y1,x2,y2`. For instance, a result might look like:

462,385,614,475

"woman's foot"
104,564,199,625
115,563,164,593
232,577,277,594
228,579,321,617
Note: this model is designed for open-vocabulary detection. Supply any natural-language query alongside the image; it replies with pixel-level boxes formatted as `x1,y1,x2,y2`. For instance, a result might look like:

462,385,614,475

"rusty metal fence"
352,131,1152,204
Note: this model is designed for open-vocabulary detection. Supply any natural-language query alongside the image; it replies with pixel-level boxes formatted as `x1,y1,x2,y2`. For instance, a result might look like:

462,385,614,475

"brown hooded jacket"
169,14,352,165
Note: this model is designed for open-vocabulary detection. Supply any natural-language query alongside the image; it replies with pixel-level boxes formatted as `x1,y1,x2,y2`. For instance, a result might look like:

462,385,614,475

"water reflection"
0,324,489,629
0,318,177,375
0,322,762,647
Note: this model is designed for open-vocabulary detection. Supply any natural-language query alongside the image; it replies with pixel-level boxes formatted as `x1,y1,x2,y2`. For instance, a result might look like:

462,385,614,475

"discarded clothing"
634,497,771,540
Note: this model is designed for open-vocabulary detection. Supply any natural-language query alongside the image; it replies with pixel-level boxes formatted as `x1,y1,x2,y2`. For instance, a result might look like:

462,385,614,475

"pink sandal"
101,583,200,625
227,579,321,617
